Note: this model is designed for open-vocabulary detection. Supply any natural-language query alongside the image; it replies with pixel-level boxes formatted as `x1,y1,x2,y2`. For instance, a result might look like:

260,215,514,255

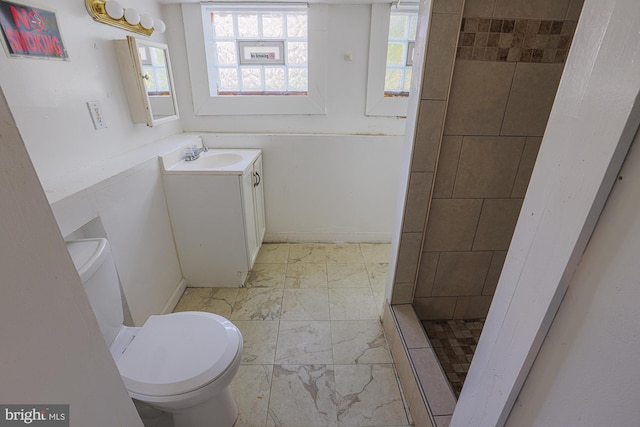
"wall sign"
0,0,67,59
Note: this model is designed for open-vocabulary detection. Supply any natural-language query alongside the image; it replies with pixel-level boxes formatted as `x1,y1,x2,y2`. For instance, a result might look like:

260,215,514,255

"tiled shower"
384,0,583,425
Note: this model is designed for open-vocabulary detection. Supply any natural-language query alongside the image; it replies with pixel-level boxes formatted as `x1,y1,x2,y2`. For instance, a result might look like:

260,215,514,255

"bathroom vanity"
161,147,265,287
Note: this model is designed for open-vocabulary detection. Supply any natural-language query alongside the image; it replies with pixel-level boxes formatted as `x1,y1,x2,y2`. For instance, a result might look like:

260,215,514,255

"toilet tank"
66,238,124,347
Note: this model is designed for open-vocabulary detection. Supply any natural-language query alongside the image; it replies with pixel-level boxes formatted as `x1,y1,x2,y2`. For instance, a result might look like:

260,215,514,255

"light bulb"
154,19,166,33
104,0,124,20
140,14,154,29
124,8,140,25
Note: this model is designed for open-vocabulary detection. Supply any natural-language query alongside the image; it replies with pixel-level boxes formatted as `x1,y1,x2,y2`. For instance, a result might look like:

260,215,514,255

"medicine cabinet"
114,36,179,127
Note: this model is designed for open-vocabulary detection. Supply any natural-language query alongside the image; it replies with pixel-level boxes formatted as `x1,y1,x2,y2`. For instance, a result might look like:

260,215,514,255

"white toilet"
66,238,243,427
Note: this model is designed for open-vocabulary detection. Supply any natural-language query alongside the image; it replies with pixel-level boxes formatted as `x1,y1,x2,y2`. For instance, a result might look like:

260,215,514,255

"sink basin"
161,146,261,175
193,152,243,168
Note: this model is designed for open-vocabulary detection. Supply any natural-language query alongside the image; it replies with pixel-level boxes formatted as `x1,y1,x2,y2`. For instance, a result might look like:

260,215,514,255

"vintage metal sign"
0,0,68,59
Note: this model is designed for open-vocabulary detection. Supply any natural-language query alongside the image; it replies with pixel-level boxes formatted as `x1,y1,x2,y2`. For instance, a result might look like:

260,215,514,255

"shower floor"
421,318,485,397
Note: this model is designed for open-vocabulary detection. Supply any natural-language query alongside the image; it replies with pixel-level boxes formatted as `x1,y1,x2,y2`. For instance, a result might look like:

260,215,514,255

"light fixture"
85,0,166,36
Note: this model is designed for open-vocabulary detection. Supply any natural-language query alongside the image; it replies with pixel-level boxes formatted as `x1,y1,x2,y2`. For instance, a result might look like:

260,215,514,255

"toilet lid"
116,312,241,397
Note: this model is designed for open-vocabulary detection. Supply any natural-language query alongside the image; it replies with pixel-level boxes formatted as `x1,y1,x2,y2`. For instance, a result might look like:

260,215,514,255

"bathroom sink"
160,145,261,175
194,153,243,168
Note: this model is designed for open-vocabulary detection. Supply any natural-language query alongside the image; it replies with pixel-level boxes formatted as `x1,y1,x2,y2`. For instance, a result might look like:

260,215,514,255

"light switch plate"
87,101,107,130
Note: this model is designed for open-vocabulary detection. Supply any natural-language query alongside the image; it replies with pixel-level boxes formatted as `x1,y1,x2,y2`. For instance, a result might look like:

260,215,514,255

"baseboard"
161,278,187,314
264,231,392,243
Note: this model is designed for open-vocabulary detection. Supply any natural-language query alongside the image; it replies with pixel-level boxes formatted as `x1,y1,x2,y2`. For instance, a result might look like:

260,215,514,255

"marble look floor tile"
246,263,287,288
230,364,272,427
326,244,365,264
332,320,392,364
288,243,327,263
172,287,238,318
267,365,337,427
329,288,379,320
275,321,333,364
231,288,283,321
285,263,328,288
234,320,279,364
360,243,392,264
281,289,330,321
367,263,390,290
327,263,371,288
255,243,290,264
335,364,408,427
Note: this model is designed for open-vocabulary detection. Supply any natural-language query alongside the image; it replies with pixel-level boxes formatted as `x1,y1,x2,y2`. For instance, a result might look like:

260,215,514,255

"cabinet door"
242,167,259,267
252,155,266,244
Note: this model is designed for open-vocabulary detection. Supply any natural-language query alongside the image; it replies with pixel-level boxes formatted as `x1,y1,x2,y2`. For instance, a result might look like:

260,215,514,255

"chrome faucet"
184,145,208,161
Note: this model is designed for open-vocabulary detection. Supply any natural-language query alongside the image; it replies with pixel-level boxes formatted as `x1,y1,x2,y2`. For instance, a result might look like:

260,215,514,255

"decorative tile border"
457,18,578,63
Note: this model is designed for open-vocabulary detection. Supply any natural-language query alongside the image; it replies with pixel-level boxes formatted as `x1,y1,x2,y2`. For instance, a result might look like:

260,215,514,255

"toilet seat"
116,311,241,397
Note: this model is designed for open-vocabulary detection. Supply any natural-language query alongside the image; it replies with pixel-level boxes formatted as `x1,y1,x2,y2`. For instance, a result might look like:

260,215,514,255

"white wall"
202,133,403,242
504,127,640,426
0,0,182,186
0,87,142,426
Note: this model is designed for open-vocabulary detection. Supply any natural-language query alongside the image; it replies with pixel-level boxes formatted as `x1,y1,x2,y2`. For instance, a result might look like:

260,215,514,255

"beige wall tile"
512,137,543,197
394,232,423,283
473,199,523,250
432,251,493,297
394,304,431,348
392,282,416,304
412,101,446,172
444,61,516,135
493,0,571,19
409,348,457,416
483,251,507,296
413,296,457,320
463,0,496,17
433,0,464,15
453,295,493,319
453,136,525,198
403,172,434,233
501,63,565,136
433,136,463,198
435,415,453,427
424,199,483,251
566,0,585,20
422,13,462,100
415,252,439,297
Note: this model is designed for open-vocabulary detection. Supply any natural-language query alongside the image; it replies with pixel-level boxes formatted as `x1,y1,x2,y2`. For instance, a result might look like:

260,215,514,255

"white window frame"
366,2,419,117
182,3,327,116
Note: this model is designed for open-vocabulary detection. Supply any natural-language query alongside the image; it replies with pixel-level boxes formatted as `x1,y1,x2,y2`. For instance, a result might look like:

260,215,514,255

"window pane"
389,15,407,38
265,67,286,90
409,15,418,39
288,68,307,91
262,13,284,38
287,42,307,65
404,69,412,90
212,13,234,38
216,42,237,65
386,43,404,65
237,14,259,38
385,69,402,92
287,13,307,38
241,67,262,90
218,68,239,91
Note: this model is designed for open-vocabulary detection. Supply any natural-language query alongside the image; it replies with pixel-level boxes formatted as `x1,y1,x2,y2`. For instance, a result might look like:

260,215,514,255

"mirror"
115,36,179,127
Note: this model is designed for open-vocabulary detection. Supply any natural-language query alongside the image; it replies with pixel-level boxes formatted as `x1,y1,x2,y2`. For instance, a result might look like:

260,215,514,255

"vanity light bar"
85,0,166,36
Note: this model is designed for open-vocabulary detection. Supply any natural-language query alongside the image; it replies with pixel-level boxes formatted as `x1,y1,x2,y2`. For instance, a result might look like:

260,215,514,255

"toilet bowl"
66,238,243,427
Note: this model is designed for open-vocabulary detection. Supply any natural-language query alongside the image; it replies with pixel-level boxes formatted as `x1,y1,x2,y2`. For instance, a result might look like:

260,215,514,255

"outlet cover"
87,101,107,130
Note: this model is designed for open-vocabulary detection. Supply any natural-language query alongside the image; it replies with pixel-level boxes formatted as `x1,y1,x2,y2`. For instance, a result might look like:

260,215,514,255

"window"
385,8,418,96
366,2,422,117
182,3,326,116
139,46,170,96
203,5,309,96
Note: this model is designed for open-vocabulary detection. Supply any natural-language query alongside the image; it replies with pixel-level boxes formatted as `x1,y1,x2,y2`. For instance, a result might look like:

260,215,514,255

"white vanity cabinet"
162,150,265,287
